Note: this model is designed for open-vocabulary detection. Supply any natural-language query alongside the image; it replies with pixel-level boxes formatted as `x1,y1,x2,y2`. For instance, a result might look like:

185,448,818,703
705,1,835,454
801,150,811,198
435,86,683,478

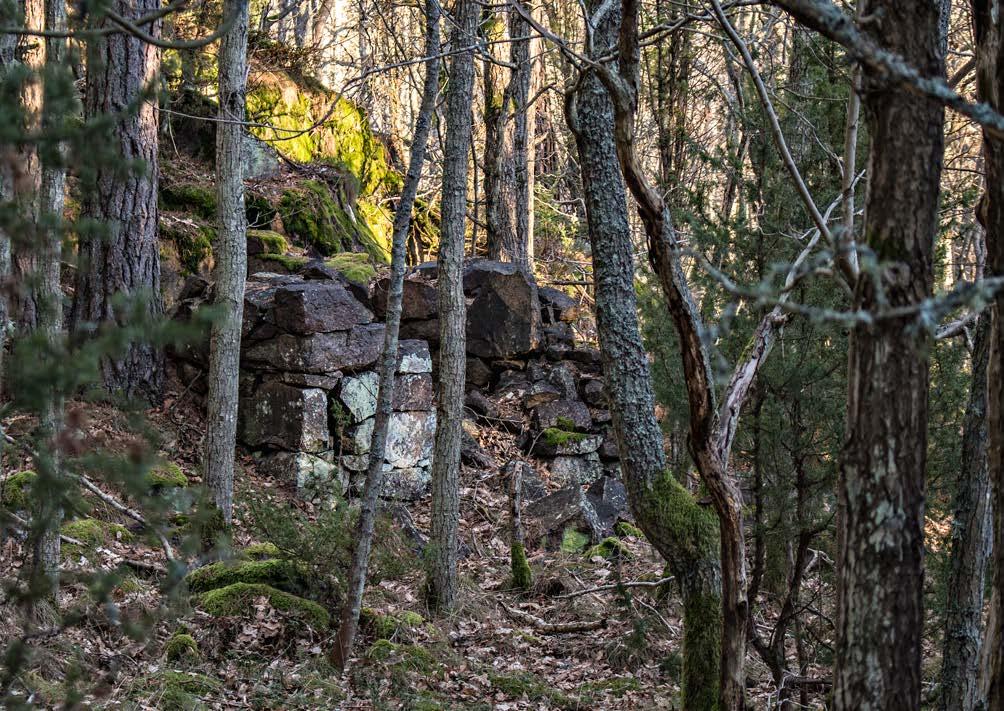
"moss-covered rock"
325,252,376,284
155,670,221,710
560,528,590,553
164,633,200,664
61,518,133,553
160,220,214,275
246,193,277,229
277,179,389,261
360,608,426,640
365,639,437,674
240,542,281,559
510,542,532,591
614,521,644,539
196,582,330,628
147,462,189,489
161,183,218,220
542,428,587,448
258,253,310,273
185,558,309,595
247,229,288,255
1,470,36,510
586,537,629,559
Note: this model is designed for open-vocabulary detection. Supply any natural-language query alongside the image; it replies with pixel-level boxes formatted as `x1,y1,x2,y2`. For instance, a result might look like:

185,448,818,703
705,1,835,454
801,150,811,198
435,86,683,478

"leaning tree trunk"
426,0,476,614
73,0,163,405
566,3,721,708
330,0,441,667
941,313,992,711
973,2,1004,707
29,0,70,597
204,0,250,526
833,1,945,708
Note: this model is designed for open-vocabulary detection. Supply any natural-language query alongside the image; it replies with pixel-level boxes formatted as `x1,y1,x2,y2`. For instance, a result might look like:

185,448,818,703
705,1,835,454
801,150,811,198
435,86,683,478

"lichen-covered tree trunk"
204,0,250,525
427,0,476,614
566,4,721,708
972,3,1004,707
941,314,992,711
331,0,441,667
73,0,163,405
834,1,945,707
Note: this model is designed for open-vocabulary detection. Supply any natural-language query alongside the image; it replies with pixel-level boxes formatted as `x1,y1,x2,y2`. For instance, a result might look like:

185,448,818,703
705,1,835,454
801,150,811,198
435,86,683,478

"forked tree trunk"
73,0,163,405
427,0,477,614
834,1,945,707
204,0,250,525
941,314,992,711
566,4,721,708
331,0,441,667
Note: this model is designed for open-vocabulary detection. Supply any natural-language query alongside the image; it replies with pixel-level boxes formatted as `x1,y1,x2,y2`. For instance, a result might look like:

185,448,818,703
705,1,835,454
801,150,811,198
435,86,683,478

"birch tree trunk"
834,1,945,707
204,0,250,525
331,0,441,667
941,314,992,711
426,0,476,613
74,0,164,405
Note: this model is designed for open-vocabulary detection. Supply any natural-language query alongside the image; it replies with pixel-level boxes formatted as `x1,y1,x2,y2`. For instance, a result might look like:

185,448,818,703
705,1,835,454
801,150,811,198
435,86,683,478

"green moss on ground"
155,670,221,710
147,462,188,489
326,252,376,283
361,608,426,640
164,633,200,664
489,671,576,708
196,582,330,628
185,558,309,595
248,229,288,255
240,542,281,559
614,522,644,538
586,537,629,559
560,528,590,553
259,253,309,272
365,639,438,674
61,518,133,554
542,427,587,447
160,183,218,220
510,542,532,591
1,470,36,510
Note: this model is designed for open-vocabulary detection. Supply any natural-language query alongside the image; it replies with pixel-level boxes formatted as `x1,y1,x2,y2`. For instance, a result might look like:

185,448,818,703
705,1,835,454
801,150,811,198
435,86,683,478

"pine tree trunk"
973,3,1004,707
834,2,945,707
567,4,721,708
204,0,250,525
73,0,163,405
330,0,441,667
427,0,476,614
941,314,992,711
0,4,17,395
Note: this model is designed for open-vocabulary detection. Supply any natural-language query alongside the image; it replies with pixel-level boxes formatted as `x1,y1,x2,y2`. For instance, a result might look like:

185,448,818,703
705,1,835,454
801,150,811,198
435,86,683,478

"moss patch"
542,427,587,447
161,183,217,220
278,179,388,261
586,537,629,559
489,671,575,708
614,522,644,538
160,220,214,275
248,229,288,255
1,470,36,510
365,639,438,674
510,542,532,591
147,462,188,489
240,542,281,559
555,416,580,432
361,608,426,640
259,253,309,272
196,582,330,628
185,558,309,595
246,193,277,229
61,518,133,553
560,528,590,553
326,252,376,284
164,633,200,664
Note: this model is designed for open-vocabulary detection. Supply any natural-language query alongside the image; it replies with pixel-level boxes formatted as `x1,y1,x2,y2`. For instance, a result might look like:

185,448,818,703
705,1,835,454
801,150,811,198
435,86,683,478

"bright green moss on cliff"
278,180,389,262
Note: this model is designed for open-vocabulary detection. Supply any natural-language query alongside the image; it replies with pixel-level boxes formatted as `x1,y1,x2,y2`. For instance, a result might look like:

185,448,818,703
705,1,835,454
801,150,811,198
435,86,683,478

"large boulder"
239,382,330,452
384,411,436,469
372,276,438,321
549,452,603,486
397,340,433,374
526,486,603,549
465,262,541,359
538,286,582,323
272,280,373,334
532,399,592,432
586,476,631,532
243,323,385,373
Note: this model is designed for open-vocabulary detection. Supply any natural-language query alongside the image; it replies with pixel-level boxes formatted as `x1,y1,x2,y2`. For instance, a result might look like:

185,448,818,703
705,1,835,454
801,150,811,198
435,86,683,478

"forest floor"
1,370,821,710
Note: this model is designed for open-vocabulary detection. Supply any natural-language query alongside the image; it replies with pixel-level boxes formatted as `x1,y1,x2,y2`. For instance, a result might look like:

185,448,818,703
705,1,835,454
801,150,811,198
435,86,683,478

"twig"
553,575,675,599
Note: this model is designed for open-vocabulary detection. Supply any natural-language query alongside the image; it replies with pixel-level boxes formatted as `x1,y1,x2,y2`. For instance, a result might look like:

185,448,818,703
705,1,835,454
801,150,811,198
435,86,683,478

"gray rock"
581,378,607,407
345,418,374,454
341,454,370,472
239,382,330,452
372,276,438,321
258,451,345,501
399,318,440,347
532,399,592,432
381,466,431,500
398,340,433,374
385,411,436,469
532,431,603,457
242,134,282,179
279,372,343,390
464,389,497,419
587,476,631,532
462,258,522,294
599,431,620,461
465,264,541,359
549,452,603,486
393,373,434,410
547,363,579,400
526,486,603,549
340,372,380,422
504,460,548,504
539,286,582,323
542,322,575,346
465,357,493,388
272,280,373,334
522,380,561,410
243,323,385,373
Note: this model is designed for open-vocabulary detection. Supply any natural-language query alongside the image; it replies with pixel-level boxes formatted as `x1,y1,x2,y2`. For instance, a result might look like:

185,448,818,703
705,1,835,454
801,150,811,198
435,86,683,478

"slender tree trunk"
834,2,945,708
204,0,250,525
0,4,18,395
973,3,1004,707
73,0,163,405
566,4,721,708
29,0,70,596
331,0,441,667
426,0,476,614
941,314,992,711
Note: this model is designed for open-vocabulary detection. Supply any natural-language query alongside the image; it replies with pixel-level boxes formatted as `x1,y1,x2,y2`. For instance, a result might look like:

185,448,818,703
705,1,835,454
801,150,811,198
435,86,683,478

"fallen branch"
553,575,675,600
500,602,607,633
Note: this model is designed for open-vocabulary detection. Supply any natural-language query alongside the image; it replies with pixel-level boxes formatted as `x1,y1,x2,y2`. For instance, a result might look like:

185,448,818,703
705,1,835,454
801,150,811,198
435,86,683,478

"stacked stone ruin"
172,257,631,544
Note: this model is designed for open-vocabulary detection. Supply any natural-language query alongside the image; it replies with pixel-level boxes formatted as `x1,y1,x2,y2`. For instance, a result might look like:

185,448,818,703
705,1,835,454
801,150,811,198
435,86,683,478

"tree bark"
834,2,945,708
426,0,476,614
566,4,721,708
941,314,992,711
204,0,250,526
330,0,441,667
73,0,163,405
972,2,1004,707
